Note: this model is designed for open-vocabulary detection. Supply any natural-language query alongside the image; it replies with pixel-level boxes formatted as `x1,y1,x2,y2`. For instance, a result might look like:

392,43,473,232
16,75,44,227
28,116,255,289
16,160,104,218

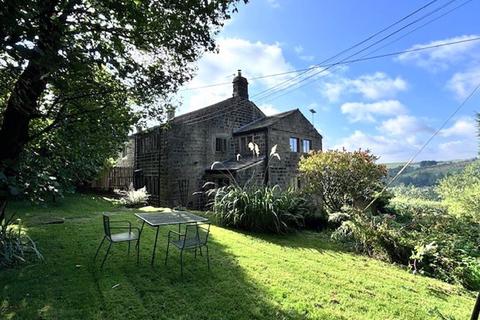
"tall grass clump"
1,209,43,268
209,185,309,234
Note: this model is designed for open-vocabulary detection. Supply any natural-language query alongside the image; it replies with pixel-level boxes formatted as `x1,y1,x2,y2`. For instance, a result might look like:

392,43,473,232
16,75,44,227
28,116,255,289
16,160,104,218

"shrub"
329,197,480,290
437,160,480,219
299,149,387,213
115,184,150,208
208,185,308,234
388,197,480,290
389,184,440,201
1,213,43,268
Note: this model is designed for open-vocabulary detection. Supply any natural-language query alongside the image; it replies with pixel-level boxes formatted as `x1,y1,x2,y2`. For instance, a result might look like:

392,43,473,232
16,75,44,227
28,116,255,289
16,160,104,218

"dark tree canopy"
0,0,245,202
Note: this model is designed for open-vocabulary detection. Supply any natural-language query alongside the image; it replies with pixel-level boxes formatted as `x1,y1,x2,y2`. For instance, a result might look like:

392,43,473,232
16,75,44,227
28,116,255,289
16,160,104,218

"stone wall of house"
267,111,322,190
143,97,265,208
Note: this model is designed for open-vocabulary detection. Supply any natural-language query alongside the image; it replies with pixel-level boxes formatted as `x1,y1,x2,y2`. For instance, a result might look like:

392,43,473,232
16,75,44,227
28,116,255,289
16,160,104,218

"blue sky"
176,0,480,162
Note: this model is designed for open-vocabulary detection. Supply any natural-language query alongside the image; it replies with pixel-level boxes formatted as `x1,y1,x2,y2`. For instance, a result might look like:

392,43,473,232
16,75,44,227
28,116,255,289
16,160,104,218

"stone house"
132,71,322,207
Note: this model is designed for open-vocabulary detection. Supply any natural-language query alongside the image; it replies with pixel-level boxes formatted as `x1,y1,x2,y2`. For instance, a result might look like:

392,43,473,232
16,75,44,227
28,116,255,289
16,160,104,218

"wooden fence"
91,167,133,191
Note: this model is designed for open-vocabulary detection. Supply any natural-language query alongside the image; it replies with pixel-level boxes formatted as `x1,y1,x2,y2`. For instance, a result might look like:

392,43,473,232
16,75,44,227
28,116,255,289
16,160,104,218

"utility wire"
255,0,460,102
177,37,480,127
180,0,470,97
251,0,441,99
258,36,480,104
363,81,480,212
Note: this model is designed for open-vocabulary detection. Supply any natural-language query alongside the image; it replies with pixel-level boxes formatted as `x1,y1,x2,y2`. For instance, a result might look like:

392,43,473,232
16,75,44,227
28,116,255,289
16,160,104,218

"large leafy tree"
0,0,245,208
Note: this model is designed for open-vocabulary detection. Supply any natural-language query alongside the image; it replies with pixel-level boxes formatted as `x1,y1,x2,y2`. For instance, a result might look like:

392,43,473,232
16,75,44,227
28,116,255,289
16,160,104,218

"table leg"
178,223,181,240
136,220,145,249
151,226,160,266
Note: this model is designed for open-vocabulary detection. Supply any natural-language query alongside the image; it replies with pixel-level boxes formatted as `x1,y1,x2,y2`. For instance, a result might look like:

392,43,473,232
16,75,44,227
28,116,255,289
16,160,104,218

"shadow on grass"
1,212,306,320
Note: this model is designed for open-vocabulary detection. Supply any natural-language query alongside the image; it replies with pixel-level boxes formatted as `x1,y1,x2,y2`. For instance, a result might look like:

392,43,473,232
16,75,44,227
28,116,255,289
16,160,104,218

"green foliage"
298,149,387,212
328,194,480,290
386,159,474,187
1,0,246,201
437,160,480,219
1,213,43,268
389,184,440,201
208,185,308,234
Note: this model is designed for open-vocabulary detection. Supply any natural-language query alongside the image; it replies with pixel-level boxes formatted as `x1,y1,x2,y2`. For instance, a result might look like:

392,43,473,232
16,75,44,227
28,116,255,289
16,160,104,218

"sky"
174,0,480,163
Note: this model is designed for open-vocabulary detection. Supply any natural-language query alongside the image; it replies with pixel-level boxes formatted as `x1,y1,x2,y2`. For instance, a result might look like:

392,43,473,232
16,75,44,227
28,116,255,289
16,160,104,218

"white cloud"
179,38,293,114
259,103,281,116
340,100,407,123
396,34,480,71
437,139,477,160
333,129,478,162
440,117,477,137
378,115,432,136
320,72,407,102
333,130,416,162
447,66,480,99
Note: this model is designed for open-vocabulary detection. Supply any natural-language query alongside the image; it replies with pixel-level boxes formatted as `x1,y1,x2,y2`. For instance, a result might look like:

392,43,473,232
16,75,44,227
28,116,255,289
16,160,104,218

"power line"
258,36,480,104
251,0,441,100
255,0,460,102
180,0,467,95
364,80,480,212
176,36,480,127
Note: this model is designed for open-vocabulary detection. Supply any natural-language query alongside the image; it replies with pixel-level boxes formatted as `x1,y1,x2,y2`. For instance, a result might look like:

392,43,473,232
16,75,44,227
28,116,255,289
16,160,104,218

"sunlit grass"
0,194,476,319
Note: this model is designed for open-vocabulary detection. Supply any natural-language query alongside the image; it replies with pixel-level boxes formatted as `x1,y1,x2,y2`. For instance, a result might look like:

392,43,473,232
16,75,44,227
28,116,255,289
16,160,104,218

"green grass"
1,194,476,319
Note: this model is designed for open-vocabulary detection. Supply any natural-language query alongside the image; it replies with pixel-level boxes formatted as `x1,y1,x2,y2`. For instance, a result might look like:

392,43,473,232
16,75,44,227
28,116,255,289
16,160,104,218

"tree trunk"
471,292,480,320
0,62,47,162
0,0,62,201
0,62,48,202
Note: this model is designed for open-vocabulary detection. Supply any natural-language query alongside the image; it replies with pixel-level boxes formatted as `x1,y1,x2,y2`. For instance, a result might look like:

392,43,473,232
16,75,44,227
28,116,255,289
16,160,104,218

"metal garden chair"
164,222,211,276
94,214,141,268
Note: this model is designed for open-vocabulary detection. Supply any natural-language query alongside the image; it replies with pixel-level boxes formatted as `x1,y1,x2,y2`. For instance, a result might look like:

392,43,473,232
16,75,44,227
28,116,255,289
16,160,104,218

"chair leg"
136,239,140,265
180,249,184,277
164,240,170,266
205,245,210,271
128,240,131,256
94,236,106,262
199,246,203,257
194,247,197,259
101,242,112,269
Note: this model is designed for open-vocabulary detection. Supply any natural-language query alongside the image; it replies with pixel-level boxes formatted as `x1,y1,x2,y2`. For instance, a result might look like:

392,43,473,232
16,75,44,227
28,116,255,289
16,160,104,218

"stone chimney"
232,69,248,99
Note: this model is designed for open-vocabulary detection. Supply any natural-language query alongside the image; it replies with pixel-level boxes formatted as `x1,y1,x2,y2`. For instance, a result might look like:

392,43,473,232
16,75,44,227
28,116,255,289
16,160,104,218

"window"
289,137,299,152
302,139,312,153
215,137,227,152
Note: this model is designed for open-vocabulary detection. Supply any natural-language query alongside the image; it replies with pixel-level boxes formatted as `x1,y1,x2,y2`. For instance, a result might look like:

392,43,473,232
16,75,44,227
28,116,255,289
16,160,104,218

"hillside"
385,158,476,187
1,194,475,319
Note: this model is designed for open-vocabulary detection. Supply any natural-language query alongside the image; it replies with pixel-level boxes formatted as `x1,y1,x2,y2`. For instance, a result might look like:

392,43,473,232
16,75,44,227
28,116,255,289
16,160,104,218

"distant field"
384,158,476,187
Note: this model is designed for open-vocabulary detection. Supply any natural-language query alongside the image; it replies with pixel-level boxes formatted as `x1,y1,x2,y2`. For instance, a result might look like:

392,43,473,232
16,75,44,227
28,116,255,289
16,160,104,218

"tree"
436,160,480,220
0,0,246,212
298,149,387,213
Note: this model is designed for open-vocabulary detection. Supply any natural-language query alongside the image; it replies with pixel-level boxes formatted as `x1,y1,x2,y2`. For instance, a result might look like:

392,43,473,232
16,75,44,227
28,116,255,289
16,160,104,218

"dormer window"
215,137,227,152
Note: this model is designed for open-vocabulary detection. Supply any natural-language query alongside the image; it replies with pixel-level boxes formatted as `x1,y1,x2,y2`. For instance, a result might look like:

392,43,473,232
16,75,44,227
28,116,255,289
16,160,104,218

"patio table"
135,211,208,266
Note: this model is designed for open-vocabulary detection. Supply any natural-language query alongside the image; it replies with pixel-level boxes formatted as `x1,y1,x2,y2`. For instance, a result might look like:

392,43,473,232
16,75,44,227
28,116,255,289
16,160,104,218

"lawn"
1,194,476,319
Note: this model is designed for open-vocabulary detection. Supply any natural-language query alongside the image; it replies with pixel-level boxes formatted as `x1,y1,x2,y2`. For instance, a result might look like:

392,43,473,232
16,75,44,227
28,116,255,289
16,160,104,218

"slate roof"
205,156,265,173
233,109,299,135
171,97,263,124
